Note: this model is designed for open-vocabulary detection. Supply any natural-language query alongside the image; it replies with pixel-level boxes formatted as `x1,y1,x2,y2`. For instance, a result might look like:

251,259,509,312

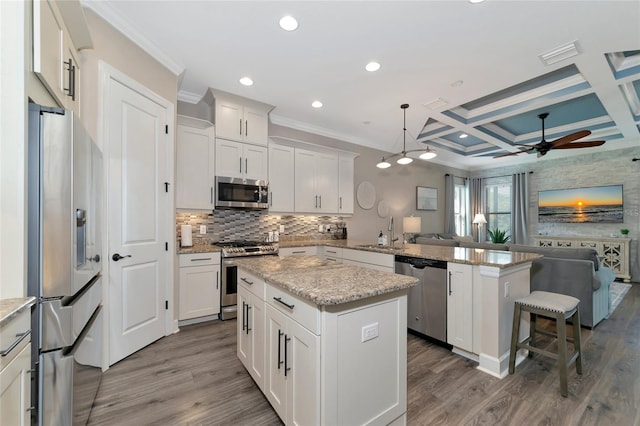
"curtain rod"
457,171,534,179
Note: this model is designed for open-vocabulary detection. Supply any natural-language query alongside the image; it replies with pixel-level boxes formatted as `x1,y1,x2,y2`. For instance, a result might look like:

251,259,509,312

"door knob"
87,254,101,263
112,253,131,261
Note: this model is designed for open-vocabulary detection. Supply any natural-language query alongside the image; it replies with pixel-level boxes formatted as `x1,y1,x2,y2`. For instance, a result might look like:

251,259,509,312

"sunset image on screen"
538,185,623,223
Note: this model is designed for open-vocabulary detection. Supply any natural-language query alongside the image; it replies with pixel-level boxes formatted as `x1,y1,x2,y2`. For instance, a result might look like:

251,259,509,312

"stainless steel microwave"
215,176,269,209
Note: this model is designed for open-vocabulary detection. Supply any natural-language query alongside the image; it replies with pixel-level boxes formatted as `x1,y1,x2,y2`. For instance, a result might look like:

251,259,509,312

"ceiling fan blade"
493,148,533,158
550,130,591,148
553,140,606,149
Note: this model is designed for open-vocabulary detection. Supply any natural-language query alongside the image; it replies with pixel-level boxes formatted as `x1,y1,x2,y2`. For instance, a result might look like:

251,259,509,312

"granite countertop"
177,244,222,254
0,297,36,327
231,255,418,306
279,240,542,268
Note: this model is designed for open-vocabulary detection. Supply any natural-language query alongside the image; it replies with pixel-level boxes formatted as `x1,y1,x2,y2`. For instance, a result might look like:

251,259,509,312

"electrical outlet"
504,282,510,298
318,225,324,233
280,225,285,233
199,225,207,234
361,323,379,342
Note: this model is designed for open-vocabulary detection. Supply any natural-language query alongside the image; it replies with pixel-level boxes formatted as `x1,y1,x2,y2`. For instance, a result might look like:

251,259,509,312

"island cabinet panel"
278,246,318,258
321,295,407,426
447,262,473,352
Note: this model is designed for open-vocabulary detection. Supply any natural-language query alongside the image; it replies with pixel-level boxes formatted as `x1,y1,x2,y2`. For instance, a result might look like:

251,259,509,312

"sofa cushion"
459,241,509,251
452,235,474,243
507,244,600,271
438,232,458,240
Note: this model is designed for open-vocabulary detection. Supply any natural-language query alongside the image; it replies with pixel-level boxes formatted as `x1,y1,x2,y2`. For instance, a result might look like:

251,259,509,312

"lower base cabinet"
237,267,407,426
178,253,220,321
1,307,31,426
265,304,320,425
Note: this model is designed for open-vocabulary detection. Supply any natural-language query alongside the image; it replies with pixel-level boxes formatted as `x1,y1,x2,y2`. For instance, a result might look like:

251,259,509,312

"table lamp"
472,213,487,242
403,216,422,244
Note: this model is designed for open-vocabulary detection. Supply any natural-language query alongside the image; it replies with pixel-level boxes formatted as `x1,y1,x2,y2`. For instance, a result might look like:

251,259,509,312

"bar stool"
508,291,583,397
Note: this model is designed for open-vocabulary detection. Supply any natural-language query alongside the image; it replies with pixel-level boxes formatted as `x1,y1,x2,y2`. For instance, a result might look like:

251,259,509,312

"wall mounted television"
538,184,623,223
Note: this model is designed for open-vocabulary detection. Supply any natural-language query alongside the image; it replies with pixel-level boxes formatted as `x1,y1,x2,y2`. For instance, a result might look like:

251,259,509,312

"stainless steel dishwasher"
395,255,448,343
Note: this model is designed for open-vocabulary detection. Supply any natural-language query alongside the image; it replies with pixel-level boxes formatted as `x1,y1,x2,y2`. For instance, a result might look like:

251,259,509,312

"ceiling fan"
494,112,605,158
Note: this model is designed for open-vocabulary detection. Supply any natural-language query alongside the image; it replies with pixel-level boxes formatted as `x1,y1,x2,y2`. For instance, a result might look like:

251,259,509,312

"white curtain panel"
511,172,529,245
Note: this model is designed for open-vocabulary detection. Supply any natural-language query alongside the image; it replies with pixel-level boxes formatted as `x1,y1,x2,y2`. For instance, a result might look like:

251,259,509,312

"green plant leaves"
488,227,511,244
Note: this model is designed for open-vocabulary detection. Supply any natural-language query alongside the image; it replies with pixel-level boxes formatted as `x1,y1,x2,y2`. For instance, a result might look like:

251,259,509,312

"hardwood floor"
89,284,640,425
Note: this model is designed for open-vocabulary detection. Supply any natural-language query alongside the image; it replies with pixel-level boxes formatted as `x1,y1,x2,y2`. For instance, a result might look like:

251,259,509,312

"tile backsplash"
176,210,347,246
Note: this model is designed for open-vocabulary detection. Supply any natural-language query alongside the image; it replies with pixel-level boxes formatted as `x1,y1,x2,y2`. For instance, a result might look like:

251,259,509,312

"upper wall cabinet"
268,143,295,212
215,139,268,181
212,90,273,146
33,0,91,117
338,155,355,215
294,148,339,214
176,116,215,210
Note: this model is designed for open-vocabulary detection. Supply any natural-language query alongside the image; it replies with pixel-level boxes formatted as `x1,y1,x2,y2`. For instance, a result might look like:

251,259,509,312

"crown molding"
269,114,382,151
177,90,205,104
82,0,184,76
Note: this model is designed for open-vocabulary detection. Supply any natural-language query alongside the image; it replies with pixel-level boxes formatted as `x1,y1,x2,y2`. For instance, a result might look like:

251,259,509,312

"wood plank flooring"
89,284,640,425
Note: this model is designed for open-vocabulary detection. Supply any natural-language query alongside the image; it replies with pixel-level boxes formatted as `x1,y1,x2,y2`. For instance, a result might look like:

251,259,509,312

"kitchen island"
277,241,542,379
232,255,417,426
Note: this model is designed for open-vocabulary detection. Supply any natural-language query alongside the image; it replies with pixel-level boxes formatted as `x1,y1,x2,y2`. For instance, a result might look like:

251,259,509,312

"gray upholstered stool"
508,291,583,397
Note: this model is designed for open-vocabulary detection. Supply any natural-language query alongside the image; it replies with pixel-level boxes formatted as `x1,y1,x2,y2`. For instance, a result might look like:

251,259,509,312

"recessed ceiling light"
311,100,323,108
365,62,381,72
239,77,253,86
459,133,468,138
469,0,485,3
279,15,298,31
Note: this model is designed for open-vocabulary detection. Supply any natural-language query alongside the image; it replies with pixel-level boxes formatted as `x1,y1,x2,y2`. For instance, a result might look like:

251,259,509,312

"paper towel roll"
181,225,193,247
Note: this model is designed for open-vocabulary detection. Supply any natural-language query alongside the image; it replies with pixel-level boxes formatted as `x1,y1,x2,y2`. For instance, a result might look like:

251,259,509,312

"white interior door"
106,73,171,366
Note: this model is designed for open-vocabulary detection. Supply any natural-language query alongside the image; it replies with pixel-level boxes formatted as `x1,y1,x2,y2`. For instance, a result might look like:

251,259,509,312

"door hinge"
165,301,168,310
165,125,169,134
164,182,169,192
165,242,168,251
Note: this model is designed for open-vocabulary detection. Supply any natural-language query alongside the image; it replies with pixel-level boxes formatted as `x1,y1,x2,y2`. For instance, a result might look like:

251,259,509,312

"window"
484,176,511,241
454,179,468,237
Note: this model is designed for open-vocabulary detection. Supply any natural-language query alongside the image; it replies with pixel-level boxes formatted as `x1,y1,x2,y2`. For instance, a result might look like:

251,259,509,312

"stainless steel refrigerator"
27,103,103,425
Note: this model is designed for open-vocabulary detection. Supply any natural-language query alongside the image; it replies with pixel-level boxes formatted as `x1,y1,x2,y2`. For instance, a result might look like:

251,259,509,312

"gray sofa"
412,234,615,328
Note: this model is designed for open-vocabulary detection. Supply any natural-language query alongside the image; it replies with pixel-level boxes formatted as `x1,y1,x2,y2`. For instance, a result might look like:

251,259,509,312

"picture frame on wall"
417,186,437,211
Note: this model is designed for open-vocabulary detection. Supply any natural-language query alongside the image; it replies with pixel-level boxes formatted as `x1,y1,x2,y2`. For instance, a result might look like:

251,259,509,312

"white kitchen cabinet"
268,143,294,212
265,303,320,426
294,148,338,214
237,270,266,391
447,262,473,352
33,0,82,116
278,246,318,257
215,139,268,181
0,307,31,426
342,248,394,273
213,91,271,146
178,253,220,321
320,246,343,263
176,118,215,210
338,155,355,214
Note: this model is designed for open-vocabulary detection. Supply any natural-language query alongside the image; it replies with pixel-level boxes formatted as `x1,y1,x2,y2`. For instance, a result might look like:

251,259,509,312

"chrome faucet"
388,216,399,247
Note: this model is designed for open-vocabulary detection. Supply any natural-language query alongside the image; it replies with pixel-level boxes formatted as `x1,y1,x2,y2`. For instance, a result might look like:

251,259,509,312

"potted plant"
488,228,511,244
620,229,629,236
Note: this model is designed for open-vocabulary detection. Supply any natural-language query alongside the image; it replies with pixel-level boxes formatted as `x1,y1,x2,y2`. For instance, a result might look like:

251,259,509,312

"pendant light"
376,104,437,168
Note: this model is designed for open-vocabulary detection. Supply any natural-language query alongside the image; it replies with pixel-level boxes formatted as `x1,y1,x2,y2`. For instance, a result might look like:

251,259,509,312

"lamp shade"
472,213,487,224
403,216,422,233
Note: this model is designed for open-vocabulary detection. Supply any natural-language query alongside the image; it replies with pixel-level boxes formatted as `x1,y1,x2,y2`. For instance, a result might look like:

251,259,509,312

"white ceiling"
83,0,640,170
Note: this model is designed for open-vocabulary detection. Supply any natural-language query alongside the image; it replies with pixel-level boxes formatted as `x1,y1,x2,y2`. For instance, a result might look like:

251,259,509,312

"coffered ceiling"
83,1,640,170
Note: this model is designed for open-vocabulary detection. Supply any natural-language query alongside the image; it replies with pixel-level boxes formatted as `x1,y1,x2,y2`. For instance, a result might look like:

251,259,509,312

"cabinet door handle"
319,195,321,208
448,271,452,295
284,334,291,376
240,277,254,285
245,119,248,137
190,257,212,262
0,330,30,356
245,158,248,174
270,192,273,207
315,195,318,208
239,118,242,136
63,58,75,101
246,305,251,334
216,271,219,290
339,197,342,209
242,301,247,331
210,187,213,204
274,296,295,310
239,157,242,173
277,330,284,369
291,251,305,254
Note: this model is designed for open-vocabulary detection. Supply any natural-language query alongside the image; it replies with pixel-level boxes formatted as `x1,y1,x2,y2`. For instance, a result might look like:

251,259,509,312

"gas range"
217,240,279,258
